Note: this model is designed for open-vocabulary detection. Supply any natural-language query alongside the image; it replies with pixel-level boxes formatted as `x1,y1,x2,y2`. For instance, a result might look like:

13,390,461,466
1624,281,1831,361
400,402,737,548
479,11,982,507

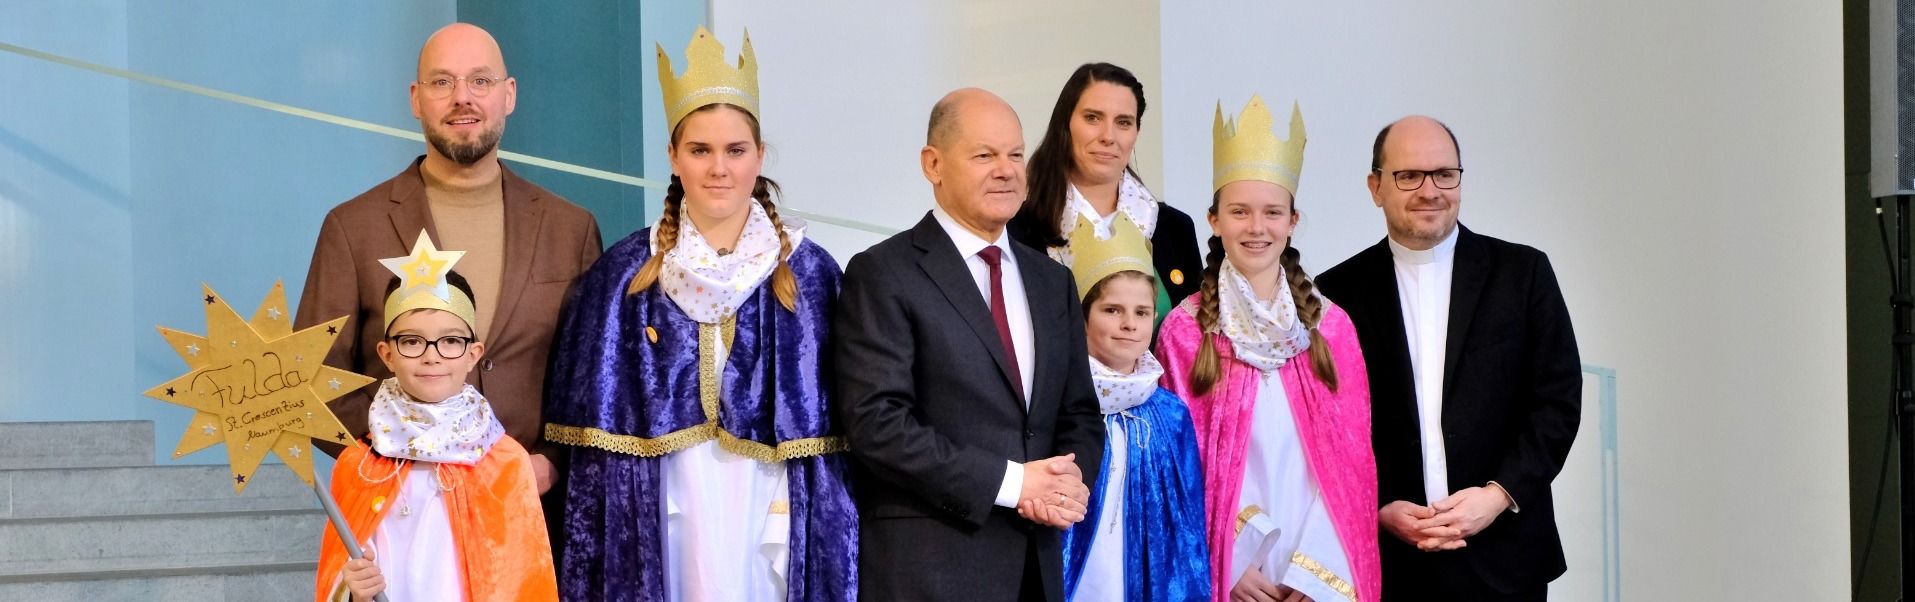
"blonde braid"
626,177,686,296
1280,244,1338,391
753,176,799,312
1190,233,1228,396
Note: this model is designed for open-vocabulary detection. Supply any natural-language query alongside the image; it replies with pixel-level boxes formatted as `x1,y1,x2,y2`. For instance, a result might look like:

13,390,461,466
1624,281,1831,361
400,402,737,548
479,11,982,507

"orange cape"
316,437,557,602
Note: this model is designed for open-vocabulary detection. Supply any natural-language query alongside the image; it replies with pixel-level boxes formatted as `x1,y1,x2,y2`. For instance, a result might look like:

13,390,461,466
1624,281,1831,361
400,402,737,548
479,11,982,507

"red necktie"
976,246,1023,399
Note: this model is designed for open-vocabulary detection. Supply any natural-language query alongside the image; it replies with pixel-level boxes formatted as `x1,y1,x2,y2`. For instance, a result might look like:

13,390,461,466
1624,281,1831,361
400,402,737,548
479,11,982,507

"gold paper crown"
657,26,760,131
1068,214,1156,301
1213,95,1306,194
377,230,478,334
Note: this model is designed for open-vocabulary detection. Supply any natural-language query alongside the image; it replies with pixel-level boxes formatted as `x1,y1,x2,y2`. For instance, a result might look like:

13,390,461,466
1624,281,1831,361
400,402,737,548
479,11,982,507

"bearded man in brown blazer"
293,23,600,501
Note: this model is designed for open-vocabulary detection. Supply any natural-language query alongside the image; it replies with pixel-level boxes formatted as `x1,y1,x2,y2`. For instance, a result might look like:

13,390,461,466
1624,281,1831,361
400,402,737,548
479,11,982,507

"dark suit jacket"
295,157,602,458
1149,203,1203,306
1317,225,1581,596
833,212,1105,601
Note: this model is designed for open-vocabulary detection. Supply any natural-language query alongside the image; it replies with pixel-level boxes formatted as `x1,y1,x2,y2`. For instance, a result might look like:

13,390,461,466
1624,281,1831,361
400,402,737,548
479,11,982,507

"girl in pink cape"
1155,96,1379,602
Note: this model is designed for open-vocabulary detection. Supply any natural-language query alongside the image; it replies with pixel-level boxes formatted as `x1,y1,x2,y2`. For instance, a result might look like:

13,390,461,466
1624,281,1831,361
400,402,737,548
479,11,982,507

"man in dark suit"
1317,116,1582,601
295,24,601,493
833,88,1106,601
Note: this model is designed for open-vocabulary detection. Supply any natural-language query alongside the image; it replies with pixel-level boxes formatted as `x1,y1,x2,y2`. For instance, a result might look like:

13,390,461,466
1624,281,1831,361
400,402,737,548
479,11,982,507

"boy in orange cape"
316,232,557,601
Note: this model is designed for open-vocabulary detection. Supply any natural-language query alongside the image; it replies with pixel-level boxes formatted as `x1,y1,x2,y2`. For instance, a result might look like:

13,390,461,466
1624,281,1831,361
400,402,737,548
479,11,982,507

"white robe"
660,334,792,602
1074,420,1129,602
364,463,464,602
1233,370,1357,601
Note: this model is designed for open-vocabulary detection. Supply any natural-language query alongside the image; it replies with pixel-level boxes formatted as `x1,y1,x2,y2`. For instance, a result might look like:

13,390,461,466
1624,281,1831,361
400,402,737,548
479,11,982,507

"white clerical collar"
932,204,1013,261
1387,226,1460,266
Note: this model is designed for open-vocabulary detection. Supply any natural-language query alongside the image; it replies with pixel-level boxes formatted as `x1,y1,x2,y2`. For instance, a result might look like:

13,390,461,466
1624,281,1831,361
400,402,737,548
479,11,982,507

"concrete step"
0,562,315,601
0,421,153,470
1,464,318,519
0,509,323,577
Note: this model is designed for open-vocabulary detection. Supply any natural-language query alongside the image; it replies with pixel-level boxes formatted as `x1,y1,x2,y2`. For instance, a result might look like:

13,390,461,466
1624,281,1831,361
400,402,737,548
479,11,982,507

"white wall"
709,1,1847,599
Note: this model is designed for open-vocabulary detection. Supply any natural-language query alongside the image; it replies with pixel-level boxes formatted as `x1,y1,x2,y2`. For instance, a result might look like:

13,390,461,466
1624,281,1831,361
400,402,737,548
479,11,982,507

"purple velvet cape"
543,228,857,601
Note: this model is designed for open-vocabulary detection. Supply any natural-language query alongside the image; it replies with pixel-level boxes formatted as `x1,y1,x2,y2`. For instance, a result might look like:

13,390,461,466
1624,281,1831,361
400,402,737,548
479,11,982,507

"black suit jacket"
1317,225,1582,596
1150,203,1204,305
833,212,1105,601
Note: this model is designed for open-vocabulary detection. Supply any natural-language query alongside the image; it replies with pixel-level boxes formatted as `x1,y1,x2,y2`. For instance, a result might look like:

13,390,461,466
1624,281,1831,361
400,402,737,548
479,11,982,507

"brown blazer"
295,157,602,457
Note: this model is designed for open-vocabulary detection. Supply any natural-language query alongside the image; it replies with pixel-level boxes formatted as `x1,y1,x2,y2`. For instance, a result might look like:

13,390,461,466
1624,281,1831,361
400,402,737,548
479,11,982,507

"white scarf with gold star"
1090,350,1165,415
656,201,805,324
1216,259,1313,373
367,378,504,466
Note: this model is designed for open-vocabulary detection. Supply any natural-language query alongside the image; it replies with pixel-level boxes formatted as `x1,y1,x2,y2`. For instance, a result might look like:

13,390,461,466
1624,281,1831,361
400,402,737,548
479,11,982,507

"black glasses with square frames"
388,334,472,359
1379,168,1465,191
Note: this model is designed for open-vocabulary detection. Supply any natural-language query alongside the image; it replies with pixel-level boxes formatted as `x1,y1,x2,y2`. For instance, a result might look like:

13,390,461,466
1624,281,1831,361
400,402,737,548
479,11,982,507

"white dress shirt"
1388,227,1459,506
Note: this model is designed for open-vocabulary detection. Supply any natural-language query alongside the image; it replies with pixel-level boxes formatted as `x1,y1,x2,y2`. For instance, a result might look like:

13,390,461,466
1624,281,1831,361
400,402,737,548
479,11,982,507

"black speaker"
1875,0,1915,196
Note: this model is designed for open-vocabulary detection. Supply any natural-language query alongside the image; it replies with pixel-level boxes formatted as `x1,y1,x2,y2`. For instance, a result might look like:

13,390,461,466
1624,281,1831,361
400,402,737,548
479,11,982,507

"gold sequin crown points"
1212,95,1306,194
657,26,760,131
1068,214,1155,301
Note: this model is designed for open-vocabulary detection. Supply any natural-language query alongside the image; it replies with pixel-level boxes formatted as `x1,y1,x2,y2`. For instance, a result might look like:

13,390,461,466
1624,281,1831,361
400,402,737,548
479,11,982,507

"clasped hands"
1014,453,1091,529
1379,484,1512,552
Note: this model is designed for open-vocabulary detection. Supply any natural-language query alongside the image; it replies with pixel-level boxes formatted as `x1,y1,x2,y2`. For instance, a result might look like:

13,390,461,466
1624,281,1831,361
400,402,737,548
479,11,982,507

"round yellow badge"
1169,269,1185,286
645,326,659,344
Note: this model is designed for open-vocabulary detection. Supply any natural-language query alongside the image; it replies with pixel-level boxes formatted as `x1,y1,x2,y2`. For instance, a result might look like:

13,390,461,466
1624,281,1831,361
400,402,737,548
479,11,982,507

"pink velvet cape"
1156,296,1380,602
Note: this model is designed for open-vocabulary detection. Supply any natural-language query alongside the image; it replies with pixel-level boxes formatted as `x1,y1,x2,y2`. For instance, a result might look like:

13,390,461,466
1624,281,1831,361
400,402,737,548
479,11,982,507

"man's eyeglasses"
1377,168,1465,191
417,75,506,99
388,334,473,359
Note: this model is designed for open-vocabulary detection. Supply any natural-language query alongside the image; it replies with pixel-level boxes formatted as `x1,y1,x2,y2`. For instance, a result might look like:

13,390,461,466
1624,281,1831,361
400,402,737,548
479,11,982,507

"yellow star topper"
143,281,373,493
377,230,477,333
380,230,464,292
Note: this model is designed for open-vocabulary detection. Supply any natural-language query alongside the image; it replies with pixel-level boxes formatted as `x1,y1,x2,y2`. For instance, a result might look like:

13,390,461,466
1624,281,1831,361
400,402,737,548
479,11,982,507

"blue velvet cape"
544,227,857,601
1060,387,1212,601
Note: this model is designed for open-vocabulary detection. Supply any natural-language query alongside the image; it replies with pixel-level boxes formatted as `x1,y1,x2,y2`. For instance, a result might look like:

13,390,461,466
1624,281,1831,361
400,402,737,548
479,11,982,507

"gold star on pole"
143,281,374,493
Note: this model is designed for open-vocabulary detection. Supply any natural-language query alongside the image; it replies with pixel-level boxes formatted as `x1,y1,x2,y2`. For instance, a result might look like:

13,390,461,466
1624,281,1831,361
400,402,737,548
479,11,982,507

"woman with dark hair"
542,27,856,601
1010,62,1202,327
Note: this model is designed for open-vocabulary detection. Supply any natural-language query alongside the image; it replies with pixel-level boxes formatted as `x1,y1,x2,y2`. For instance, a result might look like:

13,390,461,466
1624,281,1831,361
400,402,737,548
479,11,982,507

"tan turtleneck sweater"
423,169,505,339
